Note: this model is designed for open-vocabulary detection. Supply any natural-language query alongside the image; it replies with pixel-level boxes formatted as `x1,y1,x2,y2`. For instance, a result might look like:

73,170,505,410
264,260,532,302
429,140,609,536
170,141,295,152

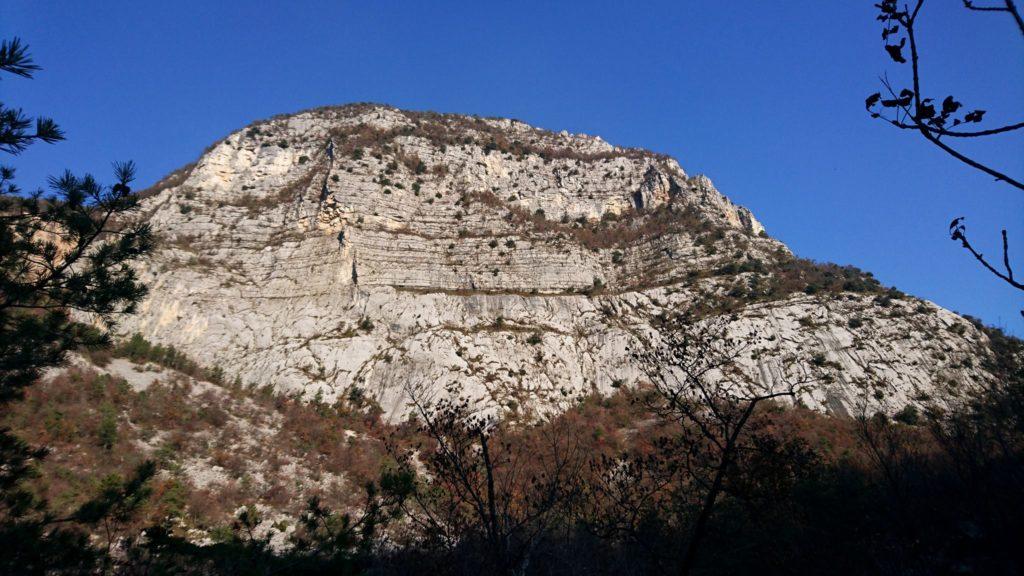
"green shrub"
894,405,920,425
97,404,118,449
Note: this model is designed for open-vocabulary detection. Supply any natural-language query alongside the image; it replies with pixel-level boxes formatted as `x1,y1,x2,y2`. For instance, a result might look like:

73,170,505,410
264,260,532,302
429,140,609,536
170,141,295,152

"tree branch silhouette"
962,0,1024,34
950,218,1023,291
866,0,1024,313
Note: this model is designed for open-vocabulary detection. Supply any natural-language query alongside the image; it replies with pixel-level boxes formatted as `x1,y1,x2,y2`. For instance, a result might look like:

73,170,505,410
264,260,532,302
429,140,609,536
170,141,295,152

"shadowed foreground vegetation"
2,323,1021,575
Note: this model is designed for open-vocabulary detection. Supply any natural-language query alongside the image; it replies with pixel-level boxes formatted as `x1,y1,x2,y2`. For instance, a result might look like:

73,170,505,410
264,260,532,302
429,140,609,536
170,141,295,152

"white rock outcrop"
117,104,994,419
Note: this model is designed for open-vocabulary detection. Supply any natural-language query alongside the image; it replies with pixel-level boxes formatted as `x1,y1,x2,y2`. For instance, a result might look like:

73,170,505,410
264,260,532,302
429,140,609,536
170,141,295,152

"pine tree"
0,36,154,573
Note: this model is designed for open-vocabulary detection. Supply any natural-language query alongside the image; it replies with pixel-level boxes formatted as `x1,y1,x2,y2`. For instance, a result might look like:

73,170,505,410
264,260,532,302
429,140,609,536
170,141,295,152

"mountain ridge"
112,103,995,419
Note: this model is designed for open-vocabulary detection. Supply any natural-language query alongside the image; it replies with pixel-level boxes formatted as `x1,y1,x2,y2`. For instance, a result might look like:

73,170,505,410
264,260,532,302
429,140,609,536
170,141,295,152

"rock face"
119,104,994,419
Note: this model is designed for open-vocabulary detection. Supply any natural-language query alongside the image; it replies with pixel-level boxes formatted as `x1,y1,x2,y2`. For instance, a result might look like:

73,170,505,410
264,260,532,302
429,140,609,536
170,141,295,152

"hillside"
114,103,994,418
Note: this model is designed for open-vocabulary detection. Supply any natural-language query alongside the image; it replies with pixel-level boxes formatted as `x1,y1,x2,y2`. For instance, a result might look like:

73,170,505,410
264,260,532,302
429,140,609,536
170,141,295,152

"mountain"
117,103,994,419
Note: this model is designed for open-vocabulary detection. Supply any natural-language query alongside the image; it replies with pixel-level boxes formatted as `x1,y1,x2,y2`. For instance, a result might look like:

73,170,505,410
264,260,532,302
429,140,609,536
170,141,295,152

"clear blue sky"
5,1,1023,333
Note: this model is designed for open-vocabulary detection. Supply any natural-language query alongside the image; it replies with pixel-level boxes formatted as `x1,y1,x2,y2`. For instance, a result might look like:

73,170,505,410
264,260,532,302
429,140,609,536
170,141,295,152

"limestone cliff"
118,104,994,419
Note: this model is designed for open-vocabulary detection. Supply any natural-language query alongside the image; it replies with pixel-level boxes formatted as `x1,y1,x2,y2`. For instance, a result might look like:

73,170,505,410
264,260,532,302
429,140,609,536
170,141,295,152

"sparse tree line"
2,27,1023,576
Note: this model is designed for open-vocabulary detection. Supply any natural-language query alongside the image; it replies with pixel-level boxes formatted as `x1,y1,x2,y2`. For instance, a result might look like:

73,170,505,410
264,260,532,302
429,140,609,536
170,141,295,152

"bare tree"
391,381,585,575
865,1,1023,313
630,312,817,575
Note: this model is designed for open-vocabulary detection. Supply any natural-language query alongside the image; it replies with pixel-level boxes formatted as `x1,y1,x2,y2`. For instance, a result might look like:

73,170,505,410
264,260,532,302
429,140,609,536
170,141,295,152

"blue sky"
5,1,1023,333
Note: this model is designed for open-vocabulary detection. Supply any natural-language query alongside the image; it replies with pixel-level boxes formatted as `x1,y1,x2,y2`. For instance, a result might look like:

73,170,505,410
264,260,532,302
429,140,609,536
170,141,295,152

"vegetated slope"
116,103,994,418
11,329,1018,564
14,347,388,549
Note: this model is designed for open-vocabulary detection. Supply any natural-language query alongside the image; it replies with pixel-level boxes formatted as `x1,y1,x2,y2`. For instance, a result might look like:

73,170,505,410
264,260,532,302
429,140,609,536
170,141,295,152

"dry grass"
3,353,390,537
137,162,197,201
464,189,718,251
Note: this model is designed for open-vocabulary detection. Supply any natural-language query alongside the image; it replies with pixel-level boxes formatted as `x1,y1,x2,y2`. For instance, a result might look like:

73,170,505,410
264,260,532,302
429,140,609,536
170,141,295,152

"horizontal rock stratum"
118,104,994,419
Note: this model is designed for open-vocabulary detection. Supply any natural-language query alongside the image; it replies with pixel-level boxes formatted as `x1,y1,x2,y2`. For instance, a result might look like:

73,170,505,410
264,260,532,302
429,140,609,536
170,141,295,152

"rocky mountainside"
117,104,994,419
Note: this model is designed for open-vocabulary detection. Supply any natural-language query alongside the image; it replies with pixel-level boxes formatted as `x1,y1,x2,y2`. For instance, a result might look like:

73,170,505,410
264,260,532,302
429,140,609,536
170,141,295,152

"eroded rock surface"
118,104,994,418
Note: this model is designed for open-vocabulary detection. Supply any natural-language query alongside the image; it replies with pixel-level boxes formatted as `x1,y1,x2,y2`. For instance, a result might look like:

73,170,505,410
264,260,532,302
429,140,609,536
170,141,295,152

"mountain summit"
119,104,992,418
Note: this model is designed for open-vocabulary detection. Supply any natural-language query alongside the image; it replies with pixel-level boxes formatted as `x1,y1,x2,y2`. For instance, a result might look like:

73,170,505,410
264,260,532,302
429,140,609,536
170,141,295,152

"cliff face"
119,104,993,418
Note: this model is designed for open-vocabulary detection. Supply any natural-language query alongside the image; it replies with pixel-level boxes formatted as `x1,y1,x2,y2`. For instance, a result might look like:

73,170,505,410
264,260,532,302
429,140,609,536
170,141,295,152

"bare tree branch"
963,0,1024,34
867,0,1024,190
